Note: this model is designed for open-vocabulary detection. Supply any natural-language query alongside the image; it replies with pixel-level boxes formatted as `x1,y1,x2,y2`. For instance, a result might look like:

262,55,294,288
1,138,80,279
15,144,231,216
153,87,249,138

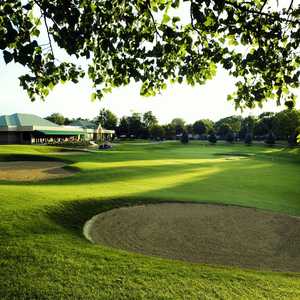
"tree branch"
223,0,300,25
32,0,60,29
32,0,55,57
287,0,294,13
190,1,201,36
146,5,161,38
43,14,54,57
259,0,268,13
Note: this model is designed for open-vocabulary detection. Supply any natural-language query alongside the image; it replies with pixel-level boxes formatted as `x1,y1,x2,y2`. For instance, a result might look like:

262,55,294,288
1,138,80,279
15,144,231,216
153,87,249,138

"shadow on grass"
44,154,300,238
0,153,72,163
47,196,245,239
49,160,226,185
0,157,250,186
46,197,169,236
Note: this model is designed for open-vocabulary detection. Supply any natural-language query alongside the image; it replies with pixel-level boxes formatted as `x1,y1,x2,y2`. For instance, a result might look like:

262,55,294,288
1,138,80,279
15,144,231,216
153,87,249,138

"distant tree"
193,119,214,136
208,132,217,144
259,112,275,119
186,124,194,135
217,123,232,139
244,132,253,145
288,127,300,146
254,112,275,137
150,125,165,140
181,131,189,144
273,109,300,140
143,111,158,129
265,132,276,145
171,118,186,135
46,113,65,125
128,112,143,138
117,117,130,137
215,116,242,136
96,109,118,129
193,120,206,135
163,124,176,140
225,130,235,143
258,111,275,119
64,117,72,125
142,111,158,139
203,119,214,132
239,116,256,139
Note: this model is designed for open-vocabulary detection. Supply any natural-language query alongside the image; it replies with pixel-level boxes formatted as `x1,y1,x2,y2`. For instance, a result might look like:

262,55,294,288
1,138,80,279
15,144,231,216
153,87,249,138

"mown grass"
0,142,300,299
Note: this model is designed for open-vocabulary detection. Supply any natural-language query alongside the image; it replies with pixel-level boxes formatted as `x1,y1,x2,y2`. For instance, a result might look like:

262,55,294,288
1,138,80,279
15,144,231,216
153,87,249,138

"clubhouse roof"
0,113,114,144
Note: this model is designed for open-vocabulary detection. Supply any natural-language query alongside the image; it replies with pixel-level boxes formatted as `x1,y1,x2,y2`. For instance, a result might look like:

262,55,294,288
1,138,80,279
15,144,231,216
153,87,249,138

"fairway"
0,142,300,299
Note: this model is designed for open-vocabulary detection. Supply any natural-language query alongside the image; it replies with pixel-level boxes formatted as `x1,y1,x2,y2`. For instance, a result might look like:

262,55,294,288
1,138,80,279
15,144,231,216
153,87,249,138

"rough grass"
0,142,300,299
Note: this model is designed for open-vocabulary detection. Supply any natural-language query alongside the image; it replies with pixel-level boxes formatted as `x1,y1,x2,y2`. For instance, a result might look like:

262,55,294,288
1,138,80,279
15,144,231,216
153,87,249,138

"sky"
1,0,299,124
2,59,299,125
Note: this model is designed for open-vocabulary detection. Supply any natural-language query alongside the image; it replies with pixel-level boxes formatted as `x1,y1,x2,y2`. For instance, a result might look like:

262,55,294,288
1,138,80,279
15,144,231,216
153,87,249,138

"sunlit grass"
0,142,299,299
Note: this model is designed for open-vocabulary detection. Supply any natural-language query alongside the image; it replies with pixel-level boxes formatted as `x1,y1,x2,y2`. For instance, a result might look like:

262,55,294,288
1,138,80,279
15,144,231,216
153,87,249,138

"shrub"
149,125,165,141
181,131,189,144
225,130,235,143
265,132,276,145
208,132,217,144
48,140,90,147
288,132,297,146
288,127,300,146
244,133,253,145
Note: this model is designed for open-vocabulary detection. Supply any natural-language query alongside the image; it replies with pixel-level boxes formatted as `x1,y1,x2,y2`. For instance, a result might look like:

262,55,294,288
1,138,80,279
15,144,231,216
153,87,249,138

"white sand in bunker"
0,161,74,181
84,203,300,272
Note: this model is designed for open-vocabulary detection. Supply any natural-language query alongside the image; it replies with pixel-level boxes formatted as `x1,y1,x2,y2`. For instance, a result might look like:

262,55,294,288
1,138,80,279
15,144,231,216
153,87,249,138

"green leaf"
3,50,13,64
227,35,238,46
204,16,215,27
172,17,180,23
91,92,97,101
162,13,170,24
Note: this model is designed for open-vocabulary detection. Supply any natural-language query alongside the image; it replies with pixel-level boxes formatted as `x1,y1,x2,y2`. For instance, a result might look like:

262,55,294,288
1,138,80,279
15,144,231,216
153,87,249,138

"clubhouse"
0,113,114,144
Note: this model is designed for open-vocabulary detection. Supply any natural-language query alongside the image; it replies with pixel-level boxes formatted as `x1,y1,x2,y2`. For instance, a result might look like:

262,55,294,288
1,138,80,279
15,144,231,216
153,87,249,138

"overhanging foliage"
1,0,299,108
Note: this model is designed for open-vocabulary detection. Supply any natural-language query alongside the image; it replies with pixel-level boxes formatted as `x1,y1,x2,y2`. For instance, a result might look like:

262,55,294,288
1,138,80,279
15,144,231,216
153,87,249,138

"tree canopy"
273,109,300,139
171,118,186,134
215,115,241,135
1,0,299,108
149,124,165,139
45,112,65,125
193,119,213,135
143,111,158,128
95,108,118,129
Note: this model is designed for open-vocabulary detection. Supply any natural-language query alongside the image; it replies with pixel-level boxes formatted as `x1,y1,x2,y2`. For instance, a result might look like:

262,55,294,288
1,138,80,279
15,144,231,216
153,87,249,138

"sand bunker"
84,203,300,272
0,161,74,181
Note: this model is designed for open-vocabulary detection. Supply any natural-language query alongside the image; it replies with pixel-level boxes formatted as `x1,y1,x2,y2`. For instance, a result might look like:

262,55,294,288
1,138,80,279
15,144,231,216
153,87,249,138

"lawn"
0,142,300,299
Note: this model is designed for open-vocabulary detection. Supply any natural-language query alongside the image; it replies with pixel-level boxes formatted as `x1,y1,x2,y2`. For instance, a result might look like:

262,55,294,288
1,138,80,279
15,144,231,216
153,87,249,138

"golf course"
0,141,300,299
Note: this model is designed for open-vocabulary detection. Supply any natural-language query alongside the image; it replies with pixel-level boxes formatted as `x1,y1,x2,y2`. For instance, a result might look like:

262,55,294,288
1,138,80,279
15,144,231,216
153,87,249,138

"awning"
35,130,84,136
99,129,115,134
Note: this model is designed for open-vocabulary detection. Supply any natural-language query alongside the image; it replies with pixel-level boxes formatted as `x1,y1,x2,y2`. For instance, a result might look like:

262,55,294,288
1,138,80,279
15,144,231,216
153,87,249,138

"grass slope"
0,142,299,299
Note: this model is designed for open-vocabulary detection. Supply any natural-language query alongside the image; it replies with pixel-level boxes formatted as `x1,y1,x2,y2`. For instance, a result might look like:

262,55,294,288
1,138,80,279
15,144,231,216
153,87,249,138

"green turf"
0,142,300,299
